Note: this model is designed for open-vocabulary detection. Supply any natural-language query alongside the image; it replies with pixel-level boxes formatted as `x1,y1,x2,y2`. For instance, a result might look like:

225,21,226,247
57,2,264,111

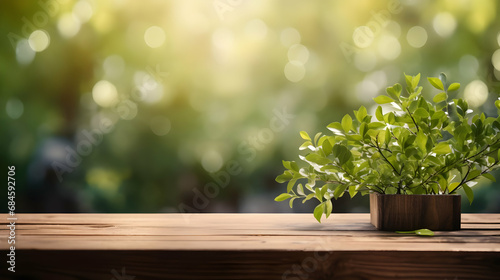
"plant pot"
369,193,461,231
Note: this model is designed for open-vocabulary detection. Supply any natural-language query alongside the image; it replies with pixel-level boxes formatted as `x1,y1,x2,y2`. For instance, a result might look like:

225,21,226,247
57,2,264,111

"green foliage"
275,73,500,222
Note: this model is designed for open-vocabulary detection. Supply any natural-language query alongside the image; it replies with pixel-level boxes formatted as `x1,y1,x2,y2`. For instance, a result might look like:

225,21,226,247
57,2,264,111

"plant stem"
406,107,420,133
375,140,401,176
466,137,500,162
454,161,500,192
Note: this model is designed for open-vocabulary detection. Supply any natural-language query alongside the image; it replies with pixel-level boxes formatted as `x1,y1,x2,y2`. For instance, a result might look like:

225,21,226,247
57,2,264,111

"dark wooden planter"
370,193,461,231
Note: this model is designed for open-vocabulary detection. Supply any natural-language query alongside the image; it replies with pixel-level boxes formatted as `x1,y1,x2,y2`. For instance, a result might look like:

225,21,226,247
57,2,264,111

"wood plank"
1,214,499,251
6,235,499,251
0,250,498,280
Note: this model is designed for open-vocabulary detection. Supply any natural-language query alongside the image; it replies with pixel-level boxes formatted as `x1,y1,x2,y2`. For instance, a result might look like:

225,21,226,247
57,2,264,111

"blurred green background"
1,0,500,214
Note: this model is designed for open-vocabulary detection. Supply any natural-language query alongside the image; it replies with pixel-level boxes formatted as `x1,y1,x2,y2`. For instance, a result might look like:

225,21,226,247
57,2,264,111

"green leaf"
325,199,333,218
495,100,500,110
348,185,358,198
375,106,384,121
287,179,297,192
467,170,481,181
305,153,332,165
300,131,311,140
342,114,353,132
356,106,367,122
404,73,413,90
305,182,314,193
313,132,322,146
333,184,348,199
299,141,313,150
346,134,363,141
416,131,427,153
322,139,333,156
313,203,325,223
368,122,386,130
327,122,344,133
297,183,305,195
433,92,447,103
483,173,496,182
275,193,292,202
289,197,296,208
447,83,460,92
448,182,460,193
463,184,474,205
359,122,368,137
439,73,447,87
332,144,352,165
302,193,315,203
315,187,322,201
276,172,293,183
430,183,439,194
373,95,394,104
396,229,434,236
282,160,291,169
283,160,299,171
412,73,421,89
432,142,451,154
438,176,448,192
384,128,391,146
386,85,400,100
428,77,444,91
321,184,329,198
385,112,396,124
413,108,429,118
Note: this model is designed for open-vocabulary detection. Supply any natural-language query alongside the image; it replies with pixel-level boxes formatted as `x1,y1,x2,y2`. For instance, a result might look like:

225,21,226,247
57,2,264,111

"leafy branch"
275,73,500,222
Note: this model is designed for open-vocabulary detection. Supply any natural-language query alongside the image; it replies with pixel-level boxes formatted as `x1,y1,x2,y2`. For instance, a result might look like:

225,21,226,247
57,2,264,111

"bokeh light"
353,26,374,48
92,80,119,107
284,61,306,82
433,12,457,37
378,35,401,60
103,55,125,79
15,39,35,65
144,26,166,48
464,80,489,107
150,116,172,136
5,98,24,120
245,19,268,40
288,44,309,64
407,26,428,48
58,13,81,38
492,49,500,71
280,28,301,47
28,30,50,52
73,0,93,23
201,150,223,173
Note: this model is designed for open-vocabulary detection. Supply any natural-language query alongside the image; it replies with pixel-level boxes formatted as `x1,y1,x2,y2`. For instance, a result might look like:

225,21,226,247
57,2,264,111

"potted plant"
275,73,500,231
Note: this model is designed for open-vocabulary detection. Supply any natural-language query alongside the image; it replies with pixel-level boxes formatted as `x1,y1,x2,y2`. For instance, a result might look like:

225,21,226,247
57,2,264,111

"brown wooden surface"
1,213,499,279
370,193,462,231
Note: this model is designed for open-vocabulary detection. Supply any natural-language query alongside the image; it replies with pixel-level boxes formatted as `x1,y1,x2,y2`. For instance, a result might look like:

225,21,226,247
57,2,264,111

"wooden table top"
1,213,499,252
1,213,500,279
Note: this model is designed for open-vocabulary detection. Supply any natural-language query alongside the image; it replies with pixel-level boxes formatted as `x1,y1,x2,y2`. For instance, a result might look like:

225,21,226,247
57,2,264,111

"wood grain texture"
370,193,461,231
0,213,499,279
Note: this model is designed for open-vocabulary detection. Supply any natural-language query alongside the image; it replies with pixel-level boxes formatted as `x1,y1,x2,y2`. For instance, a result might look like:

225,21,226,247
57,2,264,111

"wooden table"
1,213,499,279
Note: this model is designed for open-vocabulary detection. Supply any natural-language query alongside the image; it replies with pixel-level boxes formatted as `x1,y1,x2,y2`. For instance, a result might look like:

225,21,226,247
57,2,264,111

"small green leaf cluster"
275,73,500,223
